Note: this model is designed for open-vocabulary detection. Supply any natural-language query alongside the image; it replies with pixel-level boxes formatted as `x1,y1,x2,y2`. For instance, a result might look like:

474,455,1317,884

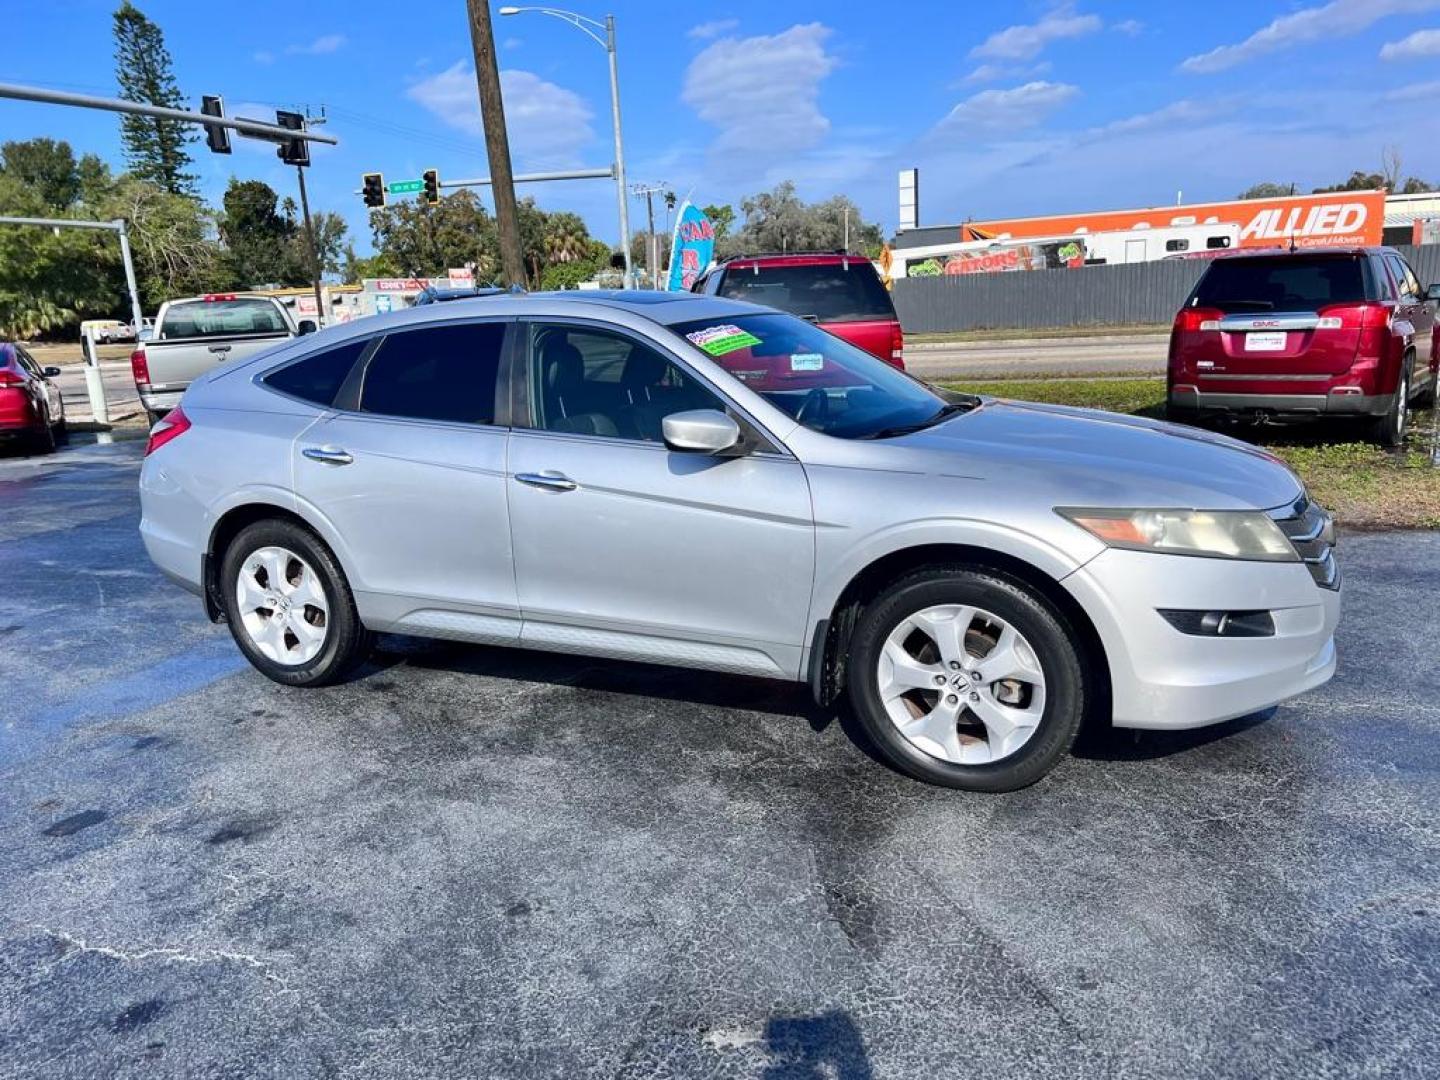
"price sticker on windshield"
685,324,761,356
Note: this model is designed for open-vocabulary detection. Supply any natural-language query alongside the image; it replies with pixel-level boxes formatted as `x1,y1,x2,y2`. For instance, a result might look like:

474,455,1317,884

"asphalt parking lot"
2,437,1438,1080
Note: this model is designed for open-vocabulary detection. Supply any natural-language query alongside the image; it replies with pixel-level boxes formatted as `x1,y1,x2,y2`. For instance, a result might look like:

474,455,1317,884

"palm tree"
543,213,591,265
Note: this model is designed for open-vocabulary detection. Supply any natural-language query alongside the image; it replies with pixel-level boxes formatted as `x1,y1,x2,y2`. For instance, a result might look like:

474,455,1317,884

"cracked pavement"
1,437,1438,1078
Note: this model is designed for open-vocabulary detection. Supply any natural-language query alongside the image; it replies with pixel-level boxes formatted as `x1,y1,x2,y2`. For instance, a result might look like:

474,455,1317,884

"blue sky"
4,0,1440,255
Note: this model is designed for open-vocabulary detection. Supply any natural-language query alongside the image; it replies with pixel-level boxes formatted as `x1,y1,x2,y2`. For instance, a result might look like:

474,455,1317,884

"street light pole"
500,7,633,288
605,15,633,289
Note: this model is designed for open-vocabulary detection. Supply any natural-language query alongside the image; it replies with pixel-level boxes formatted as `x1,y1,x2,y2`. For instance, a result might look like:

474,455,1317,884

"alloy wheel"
235,545,329,666
877,604,1047,765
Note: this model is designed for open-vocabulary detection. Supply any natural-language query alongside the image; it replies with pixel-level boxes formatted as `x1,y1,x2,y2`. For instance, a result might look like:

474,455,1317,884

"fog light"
1158,609,1275,638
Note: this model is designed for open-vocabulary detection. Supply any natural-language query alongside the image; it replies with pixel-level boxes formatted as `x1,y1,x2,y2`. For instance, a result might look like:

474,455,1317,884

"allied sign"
665,202,716,291
961,190,1385,251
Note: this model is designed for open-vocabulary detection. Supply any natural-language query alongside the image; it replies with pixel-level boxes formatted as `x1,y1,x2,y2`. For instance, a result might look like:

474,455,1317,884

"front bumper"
1062,547,1340,730
1168,389,1386,419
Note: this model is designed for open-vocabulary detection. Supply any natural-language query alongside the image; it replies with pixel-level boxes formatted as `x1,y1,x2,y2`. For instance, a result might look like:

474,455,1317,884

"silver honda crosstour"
139,291,1340,791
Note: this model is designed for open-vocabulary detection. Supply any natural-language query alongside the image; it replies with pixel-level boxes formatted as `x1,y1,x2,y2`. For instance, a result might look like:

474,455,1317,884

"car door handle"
302,445,354,466
515,471,578,492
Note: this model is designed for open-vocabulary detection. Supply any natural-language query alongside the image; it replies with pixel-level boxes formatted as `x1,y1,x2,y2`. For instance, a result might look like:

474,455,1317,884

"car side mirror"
42,366,62,377
662,409,742,454
297,320,318,335
1426,283,1440,303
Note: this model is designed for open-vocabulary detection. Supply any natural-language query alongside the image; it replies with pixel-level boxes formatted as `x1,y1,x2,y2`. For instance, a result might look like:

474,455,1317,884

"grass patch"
942,377,1440,530
906,323,1167,345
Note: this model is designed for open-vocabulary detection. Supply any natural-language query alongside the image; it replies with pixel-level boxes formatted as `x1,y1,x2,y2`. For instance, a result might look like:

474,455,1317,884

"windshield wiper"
859,401,974,440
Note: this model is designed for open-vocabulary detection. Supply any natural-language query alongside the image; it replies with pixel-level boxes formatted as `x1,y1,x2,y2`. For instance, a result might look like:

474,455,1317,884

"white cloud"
287,34,347,56
1385,79,1440,99
682,23,837,158
1381,27,1440,59
407,63,595,167
964,61,1051,83
688,19,738,41
970,5,1102,60
1182,0,1440,73
1112,19,1144,36
1082,98,1234,138
939,81,1079,131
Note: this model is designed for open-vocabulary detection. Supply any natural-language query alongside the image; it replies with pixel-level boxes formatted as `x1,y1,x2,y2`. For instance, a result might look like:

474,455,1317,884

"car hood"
884,398,1303,511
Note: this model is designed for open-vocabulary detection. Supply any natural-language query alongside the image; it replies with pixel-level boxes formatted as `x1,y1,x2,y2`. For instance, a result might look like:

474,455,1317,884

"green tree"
728,182,883,259
0,139,83,209
220,179,303,288
101,175,226,306
343,247,401,283
1313,171,1387,194
113,1,196,196
369,190,498,280
701,203,736,241
1237,182,1294,200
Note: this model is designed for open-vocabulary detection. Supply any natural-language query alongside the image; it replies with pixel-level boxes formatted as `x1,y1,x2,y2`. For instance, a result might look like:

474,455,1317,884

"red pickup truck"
691,252,905,369
1167,247,1437,446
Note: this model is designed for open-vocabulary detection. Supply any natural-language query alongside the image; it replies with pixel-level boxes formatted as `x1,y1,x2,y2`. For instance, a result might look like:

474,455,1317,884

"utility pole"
465,0,526,289
294,165,326,326
843,206,850,253
632,182,666,288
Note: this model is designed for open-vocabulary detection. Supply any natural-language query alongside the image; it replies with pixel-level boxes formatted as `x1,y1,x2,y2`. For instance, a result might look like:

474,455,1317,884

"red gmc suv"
691,252,905,368
1167,247,1437,446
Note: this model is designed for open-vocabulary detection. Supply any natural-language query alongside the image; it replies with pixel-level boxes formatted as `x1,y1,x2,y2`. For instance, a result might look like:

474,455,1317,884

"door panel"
508,431,814,670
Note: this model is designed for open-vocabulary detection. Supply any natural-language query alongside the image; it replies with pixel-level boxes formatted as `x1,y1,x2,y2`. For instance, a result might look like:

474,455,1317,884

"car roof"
1210,245,1389,261
717,252,857,269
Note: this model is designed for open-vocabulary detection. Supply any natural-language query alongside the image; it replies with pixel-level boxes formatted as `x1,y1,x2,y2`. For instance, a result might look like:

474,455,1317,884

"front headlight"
1056,507,1299,562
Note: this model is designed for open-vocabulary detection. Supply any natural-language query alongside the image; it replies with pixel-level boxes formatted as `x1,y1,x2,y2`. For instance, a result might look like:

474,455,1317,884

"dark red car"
691,252,905,368
0,342,66,454
1167,247,1437,446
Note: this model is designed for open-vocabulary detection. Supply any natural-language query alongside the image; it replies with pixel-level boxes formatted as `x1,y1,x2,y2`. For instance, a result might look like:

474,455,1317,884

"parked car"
132,294,315,423
134,317,156,342
1167,247,1437,445
80,319,128,345
140,291,1339,792
413,284,504,305
691,252,905,368
0,342,66,453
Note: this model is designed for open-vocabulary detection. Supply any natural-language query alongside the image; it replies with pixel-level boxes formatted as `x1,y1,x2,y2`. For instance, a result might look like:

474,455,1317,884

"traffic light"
275,110,310,167
421,168,440,205
200,95,231,154
362,173,386,209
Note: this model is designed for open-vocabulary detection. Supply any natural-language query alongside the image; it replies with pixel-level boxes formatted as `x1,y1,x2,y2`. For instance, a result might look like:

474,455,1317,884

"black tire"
29,421,57,456
1369,366,1410,448
846,566,1088,792
52,417,68,445
219,519,374,687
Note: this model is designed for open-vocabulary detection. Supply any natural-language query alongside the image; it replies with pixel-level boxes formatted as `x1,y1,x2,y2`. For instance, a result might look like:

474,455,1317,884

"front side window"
669,313,965,440
1387,255,1421,300
526,324,724,441
160,299,289,339
359,322,505,425
264,338,369,406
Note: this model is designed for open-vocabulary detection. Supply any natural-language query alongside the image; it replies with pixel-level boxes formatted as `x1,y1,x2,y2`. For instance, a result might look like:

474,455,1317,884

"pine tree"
113,2,196,196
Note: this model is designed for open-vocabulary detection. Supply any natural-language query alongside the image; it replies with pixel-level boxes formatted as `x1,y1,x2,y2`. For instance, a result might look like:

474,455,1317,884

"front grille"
1270,495,1339,590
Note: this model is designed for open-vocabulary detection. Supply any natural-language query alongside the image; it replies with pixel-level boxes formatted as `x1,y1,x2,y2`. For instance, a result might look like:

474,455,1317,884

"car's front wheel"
846,567,1088,792
219,520,373,687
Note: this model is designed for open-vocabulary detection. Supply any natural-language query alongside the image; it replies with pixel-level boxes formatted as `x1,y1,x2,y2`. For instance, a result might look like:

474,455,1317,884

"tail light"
1316,302,1389,331
1173,307,1223,333
130,347,150,387
144,405,191,456
0,370,24,387
889,323,905,369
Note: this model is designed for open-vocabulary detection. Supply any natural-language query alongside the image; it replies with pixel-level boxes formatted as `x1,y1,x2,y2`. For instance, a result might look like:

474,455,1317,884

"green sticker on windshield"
686,324,761,356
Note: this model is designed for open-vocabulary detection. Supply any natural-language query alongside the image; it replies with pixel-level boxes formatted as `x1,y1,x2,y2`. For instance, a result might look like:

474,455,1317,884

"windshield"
669,312,966,440
160,299,289,339
716,263,896,323
1189,255,1371,313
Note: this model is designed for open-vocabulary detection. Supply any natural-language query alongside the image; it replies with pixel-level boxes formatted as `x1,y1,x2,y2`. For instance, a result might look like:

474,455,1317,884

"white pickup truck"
131,294,317,421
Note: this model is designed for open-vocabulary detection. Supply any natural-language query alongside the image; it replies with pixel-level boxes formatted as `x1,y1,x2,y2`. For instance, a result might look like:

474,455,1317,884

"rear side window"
1386,255,1421,300
264,339,369,406
160,299,289,339
1190,256,1370,313
718,262,896,323
359,322,505,425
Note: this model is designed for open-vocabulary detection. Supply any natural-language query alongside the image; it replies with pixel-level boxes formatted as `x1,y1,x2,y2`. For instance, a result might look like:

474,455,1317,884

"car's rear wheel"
1370,366,1410,448
219,520,373,687
846,567,1087,792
